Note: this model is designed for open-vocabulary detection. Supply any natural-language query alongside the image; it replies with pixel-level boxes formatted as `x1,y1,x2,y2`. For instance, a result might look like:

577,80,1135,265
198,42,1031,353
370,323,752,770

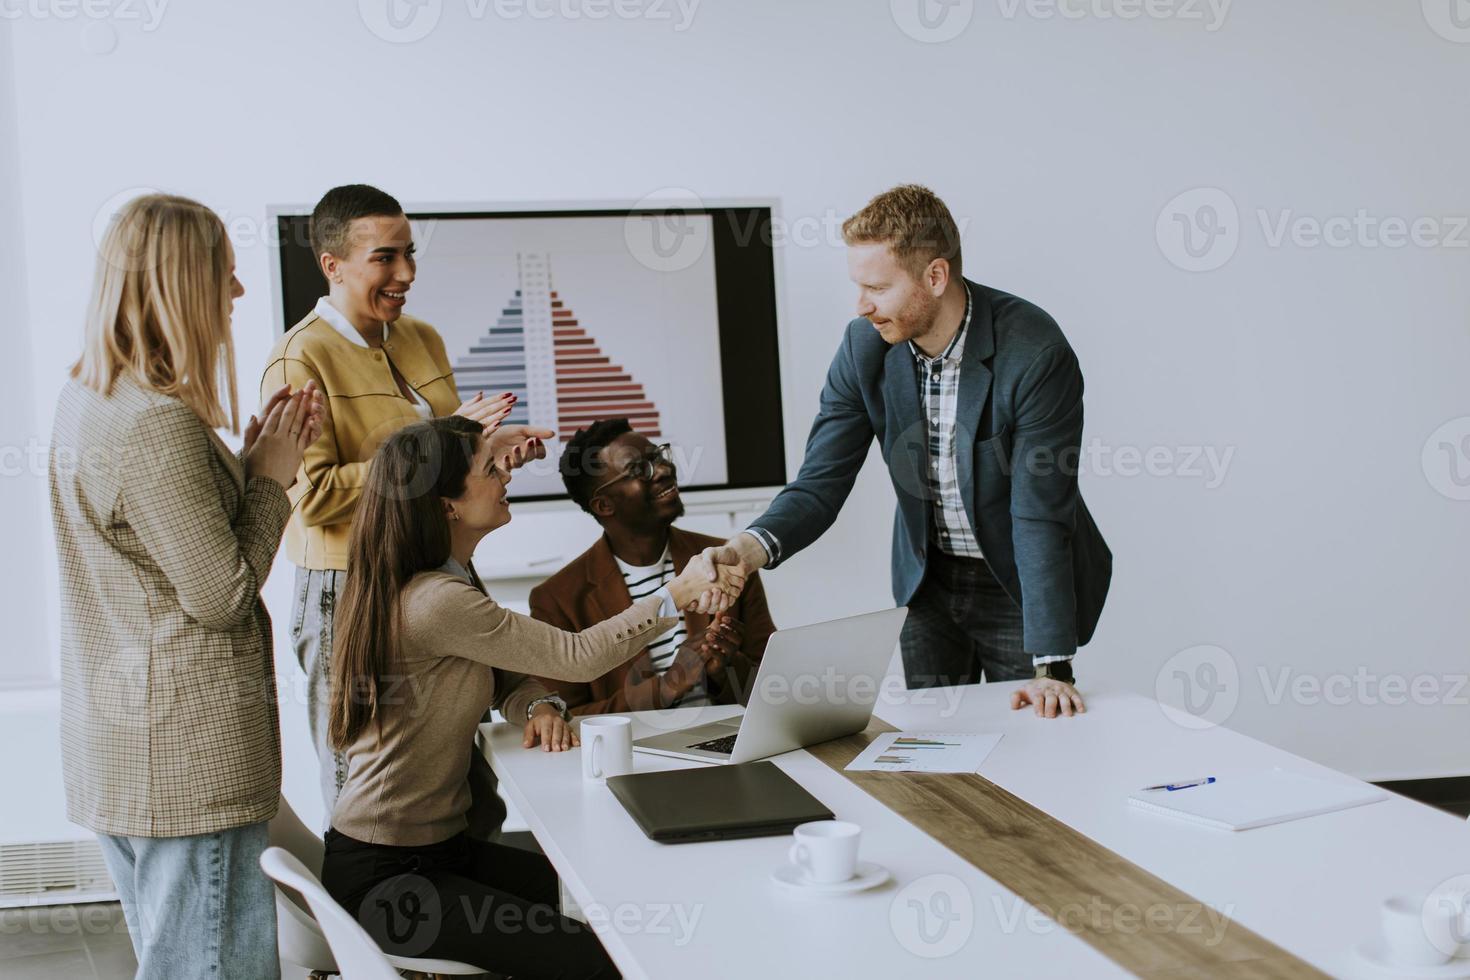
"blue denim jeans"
900,549,1033,687
290,567,349,819
97,821,278,980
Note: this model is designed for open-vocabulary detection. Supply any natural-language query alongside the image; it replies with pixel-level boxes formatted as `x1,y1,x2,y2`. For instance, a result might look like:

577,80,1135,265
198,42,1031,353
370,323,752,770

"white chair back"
259,847,401,980
264,795,488,977
267,795,337,972
268,791,326,875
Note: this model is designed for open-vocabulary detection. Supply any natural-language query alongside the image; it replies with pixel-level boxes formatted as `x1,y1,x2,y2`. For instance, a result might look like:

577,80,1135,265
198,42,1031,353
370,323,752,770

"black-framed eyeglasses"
590,443,675,497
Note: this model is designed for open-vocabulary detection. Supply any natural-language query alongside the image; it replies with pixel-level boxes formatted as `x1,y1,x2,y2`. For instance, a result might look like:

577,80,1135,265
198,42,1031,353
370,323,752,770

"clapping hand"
245,382,321,455
454,391,515,430
696,614,743,675
244,381,323,489
659,643,711,704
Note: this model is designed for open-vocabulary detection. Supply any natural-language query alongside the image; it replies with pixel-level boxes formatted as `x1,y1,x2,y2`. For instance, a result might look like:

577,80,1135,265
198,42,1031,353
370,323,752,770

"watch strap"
1034,661,1075,685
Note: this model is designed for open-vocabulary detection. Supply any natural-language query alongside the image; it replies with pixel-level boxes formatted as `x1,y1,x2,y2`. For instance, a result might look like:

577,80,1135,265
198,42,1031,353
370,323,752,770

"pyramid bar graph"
452,252,662,442
549,291,662,439
451,290,532,426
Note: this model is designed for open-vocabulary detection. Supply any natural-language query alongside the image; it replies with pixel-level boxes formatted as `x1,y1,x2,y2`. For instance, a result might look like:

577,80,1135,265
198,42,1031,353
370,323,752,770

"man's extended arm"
699,327,875,588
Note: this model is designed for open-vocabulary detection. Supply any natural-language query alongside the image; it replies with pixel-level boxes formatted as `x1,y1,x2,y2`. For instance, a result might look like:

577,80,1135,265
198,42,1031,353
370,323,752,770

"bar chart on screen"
276,204,789,507
404,213,729,498
451,252,664,442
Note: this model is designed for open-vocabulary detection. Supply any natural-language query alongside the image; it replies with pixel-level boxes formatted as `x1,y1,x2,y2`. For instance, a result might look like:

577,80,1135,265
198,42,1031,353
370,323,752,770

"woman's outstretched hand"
491,425,554,472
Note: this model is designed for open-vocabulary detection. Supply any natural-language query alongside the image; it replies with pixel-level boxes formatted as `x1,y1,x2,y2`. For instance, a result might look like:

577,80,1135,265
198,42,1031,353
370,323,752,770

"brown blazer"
529,527,776,715
49,376,291,838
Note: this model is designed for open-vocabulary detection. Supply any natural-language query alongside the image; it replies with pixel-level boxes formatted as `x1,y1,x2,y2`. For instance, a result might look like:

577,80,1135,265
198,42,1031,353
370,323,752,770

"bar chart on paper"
845,732,1005,774
450,252,663,442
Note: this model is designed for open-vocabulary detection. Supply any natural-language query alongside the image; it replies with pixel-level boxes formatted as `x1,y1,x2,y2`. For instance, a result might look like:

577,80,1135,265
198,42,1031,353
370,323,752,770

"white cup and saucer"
771,820,890,895
1353,892,1470,977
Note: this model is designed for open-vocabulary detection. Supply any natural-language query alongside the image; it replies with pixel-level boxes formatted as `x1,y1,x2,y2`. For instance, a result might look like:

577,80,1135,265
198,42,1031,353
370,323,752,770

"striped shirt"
912,283,983,559
613,548,708,707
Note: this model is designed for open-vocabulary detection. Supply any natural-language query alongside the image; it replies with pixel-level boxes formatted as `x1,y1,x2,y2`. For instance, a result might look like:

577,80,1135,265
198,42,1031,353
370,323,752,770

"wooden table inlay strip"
806,721,1329,979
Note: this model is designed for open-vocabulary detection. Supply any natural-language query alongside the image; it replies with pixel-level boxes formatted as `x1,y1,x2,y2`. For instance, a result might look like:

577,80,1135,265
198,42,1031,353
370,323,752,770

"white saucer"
771,861,890,895
1353,936,1470,978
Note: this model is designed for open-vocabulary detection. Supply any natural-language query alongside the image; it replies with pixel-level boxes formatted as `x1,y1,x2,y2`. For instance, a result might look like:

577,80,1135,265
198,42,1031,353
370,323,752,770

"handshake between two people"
659,531,768,616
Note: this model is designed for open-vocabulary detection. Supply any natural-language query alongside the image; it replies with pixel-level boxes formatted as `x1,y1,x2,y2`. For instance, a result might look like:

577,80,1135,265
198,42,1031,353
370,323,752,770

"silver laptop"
632,607,908,765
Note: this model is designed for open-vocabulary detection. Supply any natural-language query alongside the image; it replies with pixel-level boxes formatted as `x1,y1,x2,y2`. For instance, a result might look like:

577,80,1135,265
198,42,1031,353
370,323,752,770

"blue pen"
1142,776,1217,792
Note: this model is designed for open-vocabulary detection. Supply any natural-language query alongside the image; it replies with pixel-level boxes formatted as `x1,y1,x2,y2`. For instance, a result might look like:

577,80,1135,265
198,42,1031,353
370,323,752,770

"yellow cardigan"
260,310,461,570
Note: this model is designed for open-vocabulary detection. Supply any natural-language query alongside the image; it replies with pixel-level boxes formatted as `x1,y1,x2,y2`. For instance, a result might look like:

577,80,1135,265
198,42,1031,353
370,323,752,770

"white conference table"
482,679,1468,979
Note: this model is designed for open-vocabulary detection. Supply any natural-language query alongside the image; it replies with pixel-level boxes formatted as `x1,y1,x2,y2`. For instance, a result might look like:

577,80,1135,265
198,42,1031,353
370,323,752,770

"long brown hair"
329,415,484,749
73,193,240,431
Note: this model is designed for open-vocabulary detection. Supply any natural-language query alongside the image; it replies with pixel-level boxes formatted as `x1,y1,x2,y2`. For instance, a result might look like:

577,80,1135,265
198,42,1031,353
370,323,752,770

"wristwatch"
526,694,570,722
1034,661,1075,685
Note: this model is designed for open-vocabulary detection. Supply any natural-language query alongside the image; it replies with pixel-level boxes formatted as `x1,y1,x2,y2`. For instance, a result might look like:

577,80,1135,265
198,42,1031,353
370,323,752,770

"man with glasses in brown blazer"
529,418,776,715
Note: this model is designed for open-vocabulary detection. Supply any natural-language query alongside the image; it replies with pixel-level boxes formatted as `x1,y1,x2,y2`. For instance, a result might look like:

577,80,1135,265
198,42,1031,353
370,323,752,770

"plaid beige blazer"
49,376,291,838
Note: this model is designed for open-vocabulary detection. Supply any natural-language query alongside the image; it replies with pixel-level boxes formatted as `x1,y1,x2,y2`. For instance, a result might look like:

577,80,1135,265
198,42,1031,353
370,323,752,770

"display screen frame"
266,198,791,510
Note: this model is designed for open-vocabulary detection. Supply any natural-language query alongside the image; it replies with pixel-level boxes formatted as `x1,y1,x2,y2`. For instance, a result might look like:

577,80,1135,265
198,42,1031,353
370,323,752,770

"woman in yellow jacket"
260,184,549,822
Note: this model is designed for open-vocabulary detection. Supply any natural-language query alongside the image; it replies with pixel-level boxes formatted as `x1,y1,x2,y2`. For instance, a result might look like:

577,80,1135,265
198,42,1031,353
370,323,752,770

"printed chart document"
845,732,1004,774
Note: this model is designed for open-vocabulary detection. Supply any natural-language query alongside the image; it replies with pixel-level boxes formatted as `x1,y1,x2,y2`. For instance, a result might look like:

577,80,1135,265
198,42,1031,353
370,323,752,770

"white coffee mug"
1381,893,1456,967
788,820,861,884
581,716,633,782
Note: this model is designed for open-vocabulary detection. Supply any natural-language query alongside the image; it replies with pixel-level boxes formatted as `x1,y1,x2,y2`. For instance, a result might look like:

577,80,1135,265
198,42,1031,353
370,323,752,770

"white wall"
6,0,1468,795
0,18,52,685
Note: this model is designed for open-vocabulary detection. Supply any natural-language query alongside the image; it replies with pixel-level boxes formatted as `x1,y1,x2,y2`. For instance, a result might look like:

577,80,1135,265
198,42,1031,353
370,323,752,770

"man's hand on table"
1010,678,1086,718
523,702,578,751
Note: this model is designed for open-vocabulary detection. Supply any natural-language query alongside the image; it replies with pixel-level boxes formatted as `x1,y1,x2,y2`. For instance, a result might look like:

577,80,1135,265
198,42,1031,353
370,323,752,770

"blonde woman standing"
261,184,549,824
50,194,322,979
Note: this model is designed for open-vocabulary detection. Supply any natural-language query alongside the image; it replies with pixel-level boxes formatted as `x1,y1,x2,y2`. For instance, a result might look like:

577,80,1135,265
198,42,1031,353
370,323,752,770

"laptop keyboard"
689,733,737,754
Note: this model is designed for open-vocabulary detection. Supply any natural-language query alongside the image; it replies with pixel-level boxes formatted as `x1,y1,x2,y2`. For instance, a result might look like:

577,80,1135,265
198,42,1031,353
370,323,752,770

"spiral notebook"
1127,769,1386,831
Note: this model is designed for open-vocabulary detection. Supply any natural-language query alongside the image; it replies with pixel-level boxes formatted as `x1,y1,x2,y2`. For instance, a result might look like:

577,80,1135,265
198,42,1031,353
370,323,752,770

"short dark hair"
560,418,633,514
309,184,404,268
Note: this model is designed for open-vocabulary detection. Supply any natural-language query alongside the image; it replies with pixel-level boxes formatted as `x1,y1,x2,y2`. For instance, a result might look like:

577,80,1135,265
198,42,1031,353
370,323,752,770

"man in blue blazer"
704,185,1111,718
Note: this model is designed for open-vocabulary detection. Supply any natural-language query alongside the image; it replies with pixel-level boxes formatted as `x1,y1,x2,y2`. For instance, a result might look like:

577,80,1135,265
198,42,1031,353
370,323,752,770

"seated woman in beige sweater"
321,415,742,979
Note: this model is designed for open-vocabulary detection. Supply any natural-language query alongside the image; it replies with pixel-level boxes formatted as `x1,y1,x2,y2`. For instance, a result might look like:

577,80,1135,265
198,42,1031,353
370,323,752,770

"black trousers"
900,549,1032,688
322,829,618,980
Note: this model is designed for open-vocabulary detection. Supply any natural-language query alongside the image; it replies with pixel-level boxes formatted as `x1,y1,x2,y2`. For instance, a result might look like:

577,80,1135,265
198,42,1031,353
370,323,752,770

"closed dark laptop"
607,761,834,843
